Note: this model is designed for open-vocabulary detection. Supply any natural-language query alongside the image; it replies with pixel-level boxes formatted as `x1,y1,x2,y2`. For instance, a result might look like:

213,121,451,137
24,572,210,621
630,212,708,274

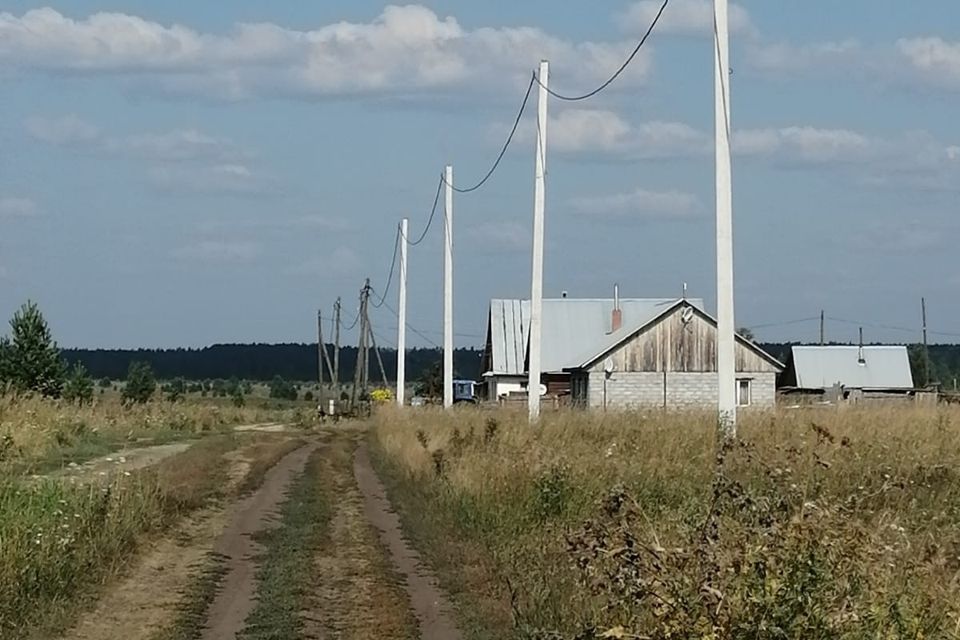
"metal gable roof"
788,346,914,389
486,297,704,375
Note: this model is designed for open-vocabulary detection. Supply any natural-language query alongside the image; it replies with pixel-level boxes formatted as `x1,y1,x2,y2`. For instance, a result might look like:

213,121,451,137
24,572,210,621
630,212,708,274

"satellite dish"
539,383,548,397
603,358,616,374
681,307,694,324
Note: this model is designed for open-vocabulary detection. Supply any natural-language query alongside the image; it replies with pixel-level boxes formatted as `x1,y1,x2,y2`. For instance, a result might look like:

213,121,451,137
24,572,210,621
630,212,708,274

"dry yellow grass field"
372,406,960,639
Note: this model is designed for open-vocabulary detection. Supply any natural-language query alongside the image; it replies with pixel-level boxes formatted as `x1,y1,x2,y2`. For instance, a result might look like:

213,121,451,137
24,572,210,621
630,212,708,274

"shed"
779,346,916,403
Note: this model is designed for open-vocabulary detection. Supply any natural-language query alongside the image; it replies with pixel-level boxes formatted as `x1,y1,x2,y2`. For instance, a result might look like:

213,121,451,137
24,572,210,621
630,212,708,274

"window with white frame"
737,378,752,406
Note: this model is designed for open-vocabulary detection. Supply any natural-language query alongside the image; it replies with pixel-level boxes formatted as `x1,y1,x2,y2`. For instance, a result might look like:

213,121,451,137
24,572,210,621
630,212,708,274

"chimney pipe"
611,283,622,332
858,327,865,365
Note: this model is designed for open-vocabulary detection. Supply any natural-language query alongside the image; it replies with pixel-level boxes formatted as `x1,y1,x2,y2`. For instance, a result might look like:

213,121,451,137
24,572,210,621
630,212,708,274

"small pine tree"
166,377,186,402
62,363,94,405
123,361,156,405
231,384,245,407
0,301,67,397
269,375,297,401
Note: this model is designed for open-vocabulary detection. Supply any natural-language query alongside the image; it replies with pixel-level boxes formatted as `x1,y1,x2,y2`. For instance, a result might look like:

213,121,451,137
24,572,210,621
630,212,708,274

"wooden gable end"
586,304,781,374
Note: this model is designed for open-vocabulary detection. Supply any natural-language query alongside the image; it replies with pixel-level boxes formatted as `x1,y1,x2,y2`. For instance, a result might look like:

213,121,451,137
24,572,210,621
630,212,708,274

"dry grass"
0,435,240,638
0,394,303,473
371,406,960,639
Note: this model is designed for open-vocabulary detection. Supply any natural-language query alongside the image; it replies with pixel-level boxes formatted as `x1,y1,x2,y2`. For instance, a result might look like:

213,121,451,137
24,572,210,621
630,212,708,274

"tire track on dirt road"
200,440,320,640
354,443,464,640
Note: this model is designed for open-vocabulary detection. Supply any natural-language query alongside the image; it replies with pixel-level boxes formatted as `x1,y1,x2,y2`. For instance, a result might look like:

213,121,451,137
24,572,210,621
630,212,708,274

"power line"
441,72,537,194
748,317,820,331
402,175,444,246
533,0,670,102
374,295,442,349
371,224,401,309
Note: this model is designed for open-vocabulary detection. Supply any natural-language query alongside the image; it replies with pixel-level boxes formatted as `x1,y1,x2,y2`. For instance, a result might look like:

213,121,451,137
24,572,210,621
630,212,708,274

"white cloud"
0,6,654,99
621,0,753,37
24,114,100,145
105,129,243,162
898,37,960,89
174,240,260,263
734,126,874,164
465,221,530,252
571,188,702,218
286,246,361,277
748,39,862,75
149,163,269,195
546,108,709,158
27,116,243,163
0,196,39,217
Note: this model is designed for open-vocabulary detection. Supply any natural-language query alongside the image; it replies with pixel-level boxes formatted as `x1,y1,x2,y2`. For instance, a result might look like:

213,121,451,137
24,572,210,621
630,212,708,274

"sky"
1,1,959,349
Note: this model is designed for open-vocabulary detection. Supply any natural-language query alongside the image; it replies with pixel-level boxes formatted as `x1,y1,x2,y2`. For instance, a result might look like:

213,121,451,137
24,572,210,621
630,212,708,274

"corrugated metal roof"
487,298,704,375
789,346,914,389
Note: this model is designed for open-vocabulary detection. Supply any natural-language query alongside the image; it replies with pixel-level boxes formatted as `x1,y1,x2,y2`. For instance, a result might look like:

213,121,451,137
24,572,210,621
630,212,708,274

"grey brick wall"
587,372,776,410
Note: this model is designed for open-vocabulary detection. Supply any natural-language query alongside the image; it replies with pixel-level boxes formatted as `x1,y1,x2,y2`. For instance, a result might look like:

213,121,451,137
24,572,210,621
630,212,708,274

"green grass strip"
240,451,331,640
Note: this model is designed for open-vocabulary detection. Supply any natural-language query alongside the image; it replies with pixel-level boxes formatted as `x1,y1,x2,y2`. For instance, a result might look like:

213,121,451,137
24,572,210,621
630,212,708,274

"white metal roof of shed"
788,346,914,389
487,298,704,375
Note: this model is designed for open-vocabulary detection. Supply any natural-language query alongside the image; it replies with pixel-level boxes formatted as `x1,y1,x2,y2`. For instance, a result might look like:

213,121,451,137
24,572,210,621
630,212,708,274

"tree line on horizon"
60,342,960,388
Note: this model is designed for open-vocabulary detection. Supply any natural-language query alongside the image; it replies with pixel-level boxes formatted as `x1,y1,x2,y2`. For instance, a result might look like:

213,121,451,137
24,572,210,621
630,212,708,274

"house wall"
584,371,777,409
587,305,781,375
485,376,525,401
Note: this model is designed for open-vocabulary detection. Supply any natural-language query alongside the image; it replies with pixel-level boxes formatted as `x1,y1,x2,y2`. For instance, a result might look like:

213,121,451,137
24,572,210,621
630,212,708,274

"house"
479,293,784,409
778,345,921,403
565,299,783,409
479,295,701,402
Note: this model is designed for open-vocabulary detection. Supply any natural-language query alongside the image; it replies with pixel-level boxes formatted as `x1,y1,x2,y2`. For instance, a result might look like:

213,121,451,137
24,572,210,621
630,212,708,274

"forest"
61,342,960,387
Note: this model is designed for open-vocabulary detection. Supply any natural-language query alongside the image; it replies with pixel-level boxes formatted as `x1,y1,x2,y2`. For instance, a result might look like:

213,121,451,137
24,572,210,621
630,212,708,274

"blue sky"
1,1,959,349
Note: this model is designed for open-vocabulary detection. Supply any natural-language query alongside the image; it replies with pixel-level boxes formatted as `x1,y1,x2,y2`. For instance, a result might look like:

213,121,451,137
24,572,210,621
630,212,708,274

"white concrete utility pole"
715,0,737,436
397,218,409,407
443,165,454,409
528,59,549,424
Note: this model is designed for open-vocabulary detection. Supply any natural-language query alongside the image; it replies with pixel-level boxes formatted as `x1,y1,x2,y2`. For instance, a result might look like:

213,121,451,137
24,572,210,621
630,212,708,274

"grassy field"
0,394,308,639
0,394,308,474
371,406,960,639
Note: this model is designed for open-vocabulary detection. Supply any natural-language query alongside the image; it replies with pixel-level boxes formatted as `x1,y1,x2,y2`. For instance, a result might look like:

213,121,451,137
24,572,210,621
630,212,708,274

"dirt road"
201,441,319,640
55,426,463,640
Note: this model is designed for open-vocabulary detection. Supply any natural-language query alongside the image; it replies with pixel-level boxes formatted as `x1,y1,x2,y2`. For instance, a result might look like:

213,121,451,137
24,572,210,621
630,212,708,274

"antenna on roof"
682,282,688,300
858,327,866,365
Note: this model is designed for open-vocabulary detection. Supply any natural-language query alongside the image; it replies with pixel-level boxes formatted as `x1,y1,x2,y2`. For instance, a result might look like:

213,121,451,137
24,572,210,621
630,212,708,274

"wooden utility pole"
369,324,389,387
317,310,325,389
922,297,930,387
333,297,341,388
715,0,737,436
397,218,409,406
443,165,454,409
528,59,549,424
351,281,372,408
317,310,334,387
820,310,825,346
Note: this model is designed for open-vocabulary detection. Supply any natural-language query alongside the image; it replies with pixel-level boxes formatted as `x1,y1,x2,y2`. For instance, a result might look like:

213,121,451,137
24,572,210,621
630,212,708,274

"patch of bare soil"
54,442,192,481
304,432,418,639
56,436,309,640
59,508,231,640
354,443,463,640
200,441,319,640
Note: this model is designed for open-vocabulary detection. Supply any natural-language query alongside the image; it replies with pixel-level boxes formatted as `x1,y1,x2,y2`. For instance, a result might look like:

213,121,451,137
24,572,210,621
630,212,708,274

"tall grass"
372,406,960,639
0,436,238,638
0,394,303,473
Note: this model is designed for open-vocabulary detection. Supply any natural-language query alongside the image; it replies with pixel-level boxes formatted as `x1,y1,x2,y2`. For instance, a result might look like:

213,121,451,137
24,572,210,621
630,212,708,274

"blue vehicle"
453,379,478,404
